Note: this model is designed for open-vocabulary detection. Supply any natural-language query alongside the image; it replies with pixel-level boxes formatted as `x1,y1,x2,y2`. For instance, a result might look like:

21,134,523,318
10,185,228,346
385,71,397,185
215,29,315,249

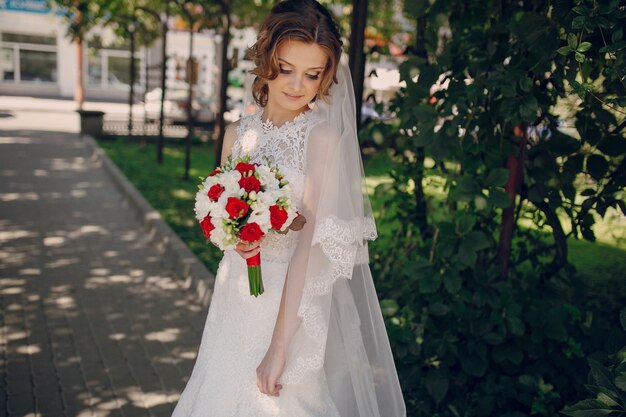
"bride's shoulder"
306,113,338,145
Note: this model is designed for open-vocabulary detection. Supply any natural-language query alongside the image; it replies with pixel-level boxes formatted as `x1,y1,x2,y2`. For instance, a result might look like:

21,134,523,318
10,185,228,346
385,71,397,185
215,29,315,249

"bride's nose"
289,73,304,91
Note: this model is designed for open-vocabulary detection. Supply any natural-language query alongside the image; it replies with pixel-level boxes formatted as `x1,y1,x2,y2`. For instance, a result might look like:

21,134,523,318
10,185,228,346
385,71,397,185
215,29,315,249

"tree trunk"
184,26,194,180
413,17,430,239
74,4,84,110
498,124,527,278
157,12,169,165
348,0,367,131
128,25,136,137
214,11,231,168
75,39,84,109
143,33,149,139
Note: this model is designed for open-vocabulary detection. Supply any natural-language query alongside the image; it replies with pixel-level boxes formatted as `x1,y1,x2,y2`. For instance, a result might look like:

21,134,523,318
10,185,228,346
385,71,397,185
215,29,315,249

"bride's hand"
234,236,265,260
256,344,285,397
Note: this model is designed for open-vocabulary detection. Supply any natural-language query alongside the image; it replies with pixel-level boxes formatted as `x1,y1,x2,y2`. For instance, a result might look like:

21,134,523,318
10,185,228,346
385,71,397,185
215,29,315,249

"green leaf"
577,41,592,52
507,317,526,336
426,368,449,405
457,239,478,267
429,302,450,316
572,16,586,29
459,349,488,377
443,269,462,294
597,136,626,157
465,231,491,251
575,51,586,62
557,46,572,55
489,188,512,208
562,399,615,417
588,358,618,392
380,299,399,316
615,374,626,391
596,392,620,408
519,76,533,92
586,155,609,180
485,168,510,187
419,268,441,294
568,33,578,48
416,65,441,95
456,214,476,235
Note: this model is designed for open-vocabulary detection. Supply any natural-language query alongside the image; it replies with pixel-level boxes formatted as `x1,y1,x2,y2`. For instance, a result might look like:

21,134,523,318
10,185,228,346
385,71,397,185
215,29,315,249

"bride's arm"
256,122,334,396
220,120,239,164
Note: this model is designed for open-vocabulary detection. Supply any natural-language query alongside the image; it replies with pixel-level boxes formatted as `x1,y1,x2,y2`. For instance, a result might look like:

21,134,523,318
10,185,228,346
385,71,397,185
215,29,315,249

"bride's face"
266,40,327,113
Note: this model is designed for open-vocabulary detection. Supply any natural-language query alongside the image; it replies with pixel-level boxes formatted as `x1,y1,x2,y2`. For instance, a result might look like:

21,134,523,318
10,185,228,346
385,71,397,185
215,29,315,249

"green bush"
562,309,626,417
367,0,626,415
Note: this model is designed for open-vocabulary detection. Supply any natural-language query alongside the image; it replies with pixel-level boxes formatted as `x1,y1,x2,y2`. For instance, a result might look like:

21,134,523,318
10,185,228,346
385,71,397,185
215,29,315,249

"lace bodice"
232,109,321,263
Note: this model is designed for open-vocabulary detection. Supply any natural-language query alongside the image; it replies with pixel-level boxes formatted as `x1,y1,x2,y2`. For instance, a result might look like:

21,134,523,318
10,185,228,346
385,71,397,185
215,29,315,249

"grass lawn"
97,137,626,289
97,137,224,272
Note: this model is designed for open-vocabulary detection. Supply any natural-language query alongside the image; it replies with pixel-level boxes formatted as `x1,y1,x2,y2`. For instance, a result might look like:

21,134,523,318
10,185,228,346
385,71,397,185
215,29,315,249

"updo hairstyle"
246,0,343,107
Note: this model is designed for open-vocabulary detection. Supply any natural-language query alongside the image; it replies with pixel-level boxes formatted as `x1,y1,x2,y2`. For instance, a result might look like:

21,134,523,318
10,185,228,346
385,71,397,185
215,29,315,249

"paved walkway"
0,101,209,416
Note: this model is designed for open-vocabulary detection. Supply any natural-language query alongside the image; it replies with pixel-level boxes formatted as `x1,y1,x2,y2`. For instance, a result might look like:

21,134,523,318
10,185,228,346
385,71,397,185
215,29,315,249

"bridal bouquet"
194,156,305,297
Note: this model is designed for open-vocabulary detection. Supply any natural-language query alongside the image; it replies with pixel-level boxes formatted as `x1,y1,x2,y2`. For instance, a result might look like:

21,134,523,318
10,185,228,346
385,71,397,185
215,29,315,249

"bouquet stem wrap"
246,253,264,297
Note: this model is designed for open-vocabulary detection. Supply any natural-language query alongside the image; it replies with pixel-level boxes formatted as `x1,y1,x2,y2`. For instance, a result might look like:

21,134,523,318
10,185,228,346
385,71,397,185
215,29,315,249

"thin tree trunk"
348,0,367,131
184,25,194,180
75,39,84,109
214,11,231,168
128,25,136,137
74,3,84,110
498,124,527,278
413,16,430,238
143,33,149,139
157,11,169,165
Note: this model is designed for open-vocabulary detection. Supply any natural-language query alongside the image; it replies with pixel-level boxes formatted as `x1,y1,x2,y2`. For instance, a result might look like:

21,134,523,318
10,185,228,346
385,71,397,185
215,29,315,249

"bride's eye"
279,67,291,74
306,73,320,80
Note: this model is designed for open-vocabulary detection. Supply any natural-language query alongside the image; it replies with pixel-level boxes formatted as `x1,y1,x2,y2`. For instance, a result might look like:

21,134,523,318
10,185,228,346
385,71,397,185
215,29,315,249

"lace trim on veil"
280,215,377,384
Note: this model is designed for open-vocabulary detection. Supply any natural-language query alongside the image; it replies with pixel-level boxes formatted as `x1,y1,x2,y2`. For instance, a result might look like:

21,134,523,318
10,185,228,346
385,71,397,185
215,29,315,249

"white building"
0,0,256,102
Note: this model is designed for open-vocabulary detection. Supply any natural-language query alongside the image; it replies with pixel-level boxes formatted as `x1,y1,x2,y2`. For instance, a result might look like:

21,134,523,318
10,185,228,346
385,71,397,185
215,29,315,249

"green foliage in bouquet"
365,0,626,416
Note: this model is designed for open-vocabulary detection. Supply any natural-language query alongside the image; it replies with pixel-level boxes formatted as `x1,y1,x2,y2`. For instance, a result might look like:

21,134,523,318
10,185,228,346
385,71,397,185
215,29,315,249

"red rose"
235,162,256,175
225,197,249,219
269,205,289,230
240,222,264,242
238,176,261,193
200,216,215,239
209,167,221,177
208,184,225,201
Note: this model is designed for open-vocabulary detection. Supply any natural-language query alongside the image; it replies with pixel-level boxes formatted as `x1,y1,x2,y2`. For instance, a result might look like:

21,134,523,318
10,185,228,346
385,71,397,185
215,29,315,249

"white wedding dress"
172,109,342,417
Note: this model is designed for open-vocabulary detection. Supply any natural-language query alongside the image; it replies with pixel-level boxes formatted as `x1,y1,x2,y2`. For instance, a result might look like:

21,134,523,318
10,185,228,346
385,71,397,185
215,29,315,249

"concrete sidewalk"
0,104,209,416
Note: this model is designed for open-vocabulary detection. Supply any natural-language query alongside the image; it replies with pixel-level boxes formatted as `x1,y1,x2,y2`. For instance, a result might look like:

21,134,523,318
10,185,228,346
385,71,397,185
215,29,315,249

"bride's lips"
283,92,303,101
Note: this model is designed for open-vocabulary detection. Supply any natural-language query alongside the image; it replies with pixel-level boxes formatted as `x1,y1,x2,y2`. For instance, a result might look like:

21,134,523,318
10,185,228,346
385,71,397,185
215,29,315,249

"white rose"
248,210,271,232
194,191,211,220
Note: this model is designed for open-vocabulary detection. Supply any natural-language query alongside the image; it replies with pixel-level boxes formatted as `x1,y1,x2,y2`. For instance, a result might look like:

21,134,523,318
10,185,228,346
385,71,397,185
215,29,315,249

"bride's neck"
261,105,309,128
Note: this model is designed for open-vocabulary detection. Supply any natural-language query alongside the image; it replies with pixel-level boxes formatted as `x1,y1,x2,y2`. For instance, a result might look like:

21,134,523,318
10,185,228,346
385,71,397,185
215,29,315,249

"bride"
172,0,406,415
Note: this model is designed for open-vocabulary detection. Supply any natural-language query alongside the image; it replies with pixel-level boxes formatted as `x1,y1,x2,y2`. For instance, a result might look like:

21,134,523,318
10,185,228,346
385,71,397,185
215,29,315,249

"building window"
1,47,15,81
20,49,57,82
87,37,143,90
0,32,57,84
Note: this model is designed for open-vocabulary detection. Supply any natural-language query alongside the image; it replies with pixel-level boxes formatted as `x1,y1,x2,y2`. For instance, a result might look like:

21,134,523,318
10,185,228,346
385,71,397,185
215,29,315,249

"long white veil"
279,58,406,417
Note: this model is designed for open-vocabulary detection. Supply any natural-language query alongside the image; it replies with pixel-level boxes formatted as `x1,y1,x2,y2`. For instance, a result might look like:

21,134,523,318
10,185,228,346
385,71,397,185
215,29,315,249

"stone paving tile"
0,125,210,416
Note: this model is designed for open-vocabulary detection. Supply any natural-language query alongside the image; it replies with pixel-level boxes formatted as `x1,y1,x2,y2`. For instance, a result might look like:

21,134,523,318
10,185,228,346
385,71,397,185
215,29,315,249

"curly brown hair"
246,0,343,107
